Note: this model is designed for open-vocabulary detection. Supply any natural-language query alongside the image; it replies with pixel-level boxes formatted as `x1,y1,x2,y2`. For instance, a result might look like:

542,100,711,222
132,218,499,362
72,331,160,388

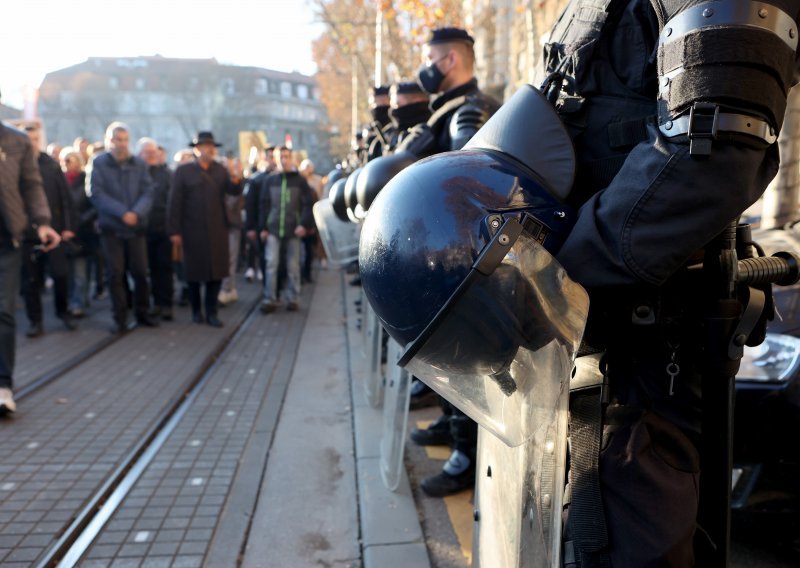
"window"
280,81,292,98
255,78,268,96
297,84,309,99
109,76,119,89
222,78,235,95
135,78,146,90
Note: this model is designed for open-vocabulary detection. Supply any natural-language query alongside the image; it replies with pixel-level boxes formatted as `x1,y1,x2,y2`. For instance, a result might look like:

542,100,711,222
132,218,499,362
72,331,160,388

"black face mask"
370,105,391,127
389,102,432,130
416,55,449,94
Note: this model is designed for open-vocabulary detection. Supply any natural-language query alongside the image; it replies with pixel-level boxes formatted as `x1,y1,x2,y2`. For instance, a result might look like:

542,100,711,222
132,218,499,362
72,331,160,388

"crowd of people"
0,112,327,413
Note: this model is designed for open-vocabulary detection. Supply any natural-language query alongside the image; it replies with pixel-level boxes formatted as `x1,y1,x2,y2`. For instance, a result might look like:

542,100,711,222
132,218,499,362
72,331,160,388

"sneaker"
420,451,475,497
256,270,263,281
410,414,452,446
0,388,16,415
409,380,438,410
260,301,277,314
26,322,44,338
245,267,255,282
287,301,299,312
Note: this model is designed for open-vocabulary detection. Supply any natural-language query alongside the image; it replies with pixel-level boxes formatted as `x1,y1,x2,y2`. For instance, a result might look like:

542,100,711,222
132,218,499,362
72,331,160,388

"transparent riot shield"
380,338,412,491
362,302,384,408
472,380,569,567
312,198,360,267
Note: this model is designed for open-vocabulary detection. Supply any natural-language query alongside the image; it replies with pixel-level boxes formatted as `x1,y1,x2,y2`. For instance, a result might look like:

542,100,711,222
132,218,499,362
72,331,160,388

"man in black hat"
366,84,392,161
87,121,156,334
168,132,243,327
388,81,431,150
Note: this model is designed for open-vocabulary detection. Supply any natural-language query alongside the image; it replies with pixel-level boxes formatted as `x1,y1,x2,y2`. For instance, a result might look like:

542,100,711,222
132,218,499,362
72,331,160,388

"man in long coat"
168,132,242,327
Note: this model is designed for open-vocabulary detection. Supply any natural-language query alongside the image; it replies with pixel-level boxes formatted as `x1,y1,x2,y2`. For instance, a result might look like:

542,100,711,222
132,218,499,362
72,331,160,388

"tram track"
25,301,260,568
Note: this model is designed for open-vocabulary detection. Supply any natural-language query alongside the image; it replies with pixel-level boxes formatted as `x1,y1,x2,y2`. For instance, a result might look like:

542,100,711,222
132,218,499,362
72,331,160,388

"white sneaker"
257,270,263,281
0,388,16,414
245,268,255,282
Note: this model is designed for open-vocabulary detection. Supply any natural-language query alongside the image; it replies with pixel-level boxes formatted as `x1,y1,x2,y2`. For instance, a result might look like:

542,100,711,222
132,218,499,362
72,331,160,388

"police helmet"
324,167,346,195
344,167,365,221
329,177,350,223
356,150,417,212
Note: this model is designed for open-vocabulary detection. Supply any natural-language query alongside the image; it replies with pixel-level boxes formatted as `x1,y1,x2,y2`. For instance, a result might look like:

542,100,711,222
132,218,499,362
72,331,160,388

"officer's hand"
122,211,139,226
294,226,307,238
37,226,61,252
62,230,75,241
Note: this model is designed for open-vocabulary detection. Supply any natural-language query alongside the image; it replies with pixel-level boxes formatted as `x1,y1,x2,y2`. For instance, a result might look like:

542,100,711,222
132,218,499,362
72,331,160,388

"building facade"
37,56,333,170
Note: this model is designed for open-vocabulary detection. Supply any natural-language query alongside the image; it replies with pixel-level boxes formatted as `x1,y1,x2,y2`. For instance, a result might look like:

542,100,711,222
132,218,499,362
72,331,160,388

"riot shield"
312,198,360,267
362,302,384,408
473,382,569,568
379,338,412,491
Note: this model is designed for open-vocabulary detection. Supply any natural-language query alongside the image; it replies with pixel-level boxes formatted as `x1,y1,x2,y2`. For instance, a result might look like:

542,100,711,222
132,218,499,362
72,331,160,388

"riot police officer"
402,27,502,497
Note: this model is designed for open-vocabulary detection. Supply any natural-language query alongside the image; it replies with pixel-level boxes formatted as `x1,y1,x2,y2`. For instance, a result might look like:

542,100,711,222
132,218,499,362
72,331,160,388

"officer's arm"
557,0,799,288
449,103,488,150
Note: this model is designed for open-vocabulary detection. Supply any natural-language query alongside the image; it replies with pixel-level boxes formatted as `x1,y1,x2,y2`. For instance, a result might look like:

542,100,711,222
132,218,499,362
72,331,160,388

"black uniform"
542,0,800,564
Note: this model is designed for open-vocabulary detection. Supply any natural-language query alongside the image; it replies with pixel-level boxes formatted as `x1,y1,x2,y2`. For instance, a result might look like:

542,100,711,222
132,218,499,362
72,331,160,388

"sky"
0,0,324,110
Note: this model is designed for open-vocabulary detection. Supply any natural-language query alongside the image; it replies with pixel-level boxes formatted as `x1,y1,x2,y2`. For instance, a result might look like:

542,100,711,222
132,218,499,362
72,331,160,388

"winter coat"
257,171,314,239
0,123,50,246
86,152,153,237
168,160,243,282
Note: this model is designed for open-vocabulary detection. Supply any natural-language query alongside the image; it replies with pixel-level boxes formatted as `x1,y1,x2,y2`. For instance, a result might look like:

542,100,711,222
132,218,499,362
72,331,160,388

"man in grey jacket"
87,122,156,334
0,112,61,414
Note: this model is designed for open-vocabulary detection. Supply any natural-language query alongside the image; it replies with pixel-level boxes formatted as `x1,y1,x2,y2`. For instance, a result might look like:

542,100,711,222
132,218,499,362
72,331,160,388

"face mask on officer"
389,102,431,129
370,105,390,126
416,52,452,94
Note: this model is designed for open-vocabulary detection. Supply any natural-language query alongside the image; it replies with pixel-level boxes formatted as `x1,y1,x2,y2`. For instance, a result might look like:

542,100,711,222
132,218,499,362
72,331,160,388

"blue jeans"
263,235,300,304
0,246,21,389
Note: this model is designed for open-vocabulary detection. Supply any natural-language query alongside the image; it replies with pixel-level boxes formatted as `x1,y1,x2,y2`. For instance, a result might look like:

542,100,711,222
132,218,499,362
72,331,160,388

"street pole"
375,5,383,87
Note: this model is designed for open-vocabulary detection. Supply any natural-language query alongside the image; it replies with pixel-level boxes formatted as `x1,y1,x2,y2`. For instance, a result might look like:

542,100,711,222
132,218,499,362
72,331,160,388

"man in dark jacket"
139,137,174,321
87,121,156,334
244,145,276,284
168,132,243,327
0,116,60,414
257,146,314,313
19,122,77,337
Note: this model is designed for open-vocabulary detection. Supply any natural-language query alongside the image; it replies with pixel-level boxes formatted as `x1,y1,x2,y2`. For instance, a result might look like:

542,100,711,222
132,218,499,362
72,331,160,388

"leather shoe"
206,315,224,328
260,301,277,314
136,315,160,328
410,415,452,447
109,322,131,335
26,322,44,338
192,311,204,324
286,301,299,312
409,380,438,410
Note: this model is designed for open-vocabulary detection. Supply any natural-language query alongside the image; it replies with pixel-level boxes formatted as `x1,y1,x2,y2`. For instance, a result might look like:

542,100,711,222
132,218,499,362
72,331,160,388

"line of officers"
327,27,501,499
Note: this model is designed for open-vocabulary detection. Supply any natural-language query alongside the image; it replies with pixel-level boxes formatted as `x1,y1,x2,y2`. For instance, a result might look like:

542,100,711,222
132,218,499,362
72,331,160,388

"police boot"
410,413,453,446
420,449,476,497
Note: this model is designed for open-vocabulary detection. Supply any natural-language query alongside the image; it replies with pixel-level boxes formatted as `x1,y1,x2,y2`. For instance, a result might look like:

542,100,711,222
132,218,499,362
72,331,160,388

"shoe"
346,260,359,275
287,301,299,312
420,451,476,497
109,322,131,335
260,301,277,314
26,322,44,338
136,315,160,328
0,388,16,415
206,315,224,328
93,290,108,301
69,308,85,318
257,270,263,281
320,258,328,270
410,414,452,447
161,308,173,321
409,380,438,410
349,276,361,287
192,311,204,324
60,314,78,331
245,267,255,282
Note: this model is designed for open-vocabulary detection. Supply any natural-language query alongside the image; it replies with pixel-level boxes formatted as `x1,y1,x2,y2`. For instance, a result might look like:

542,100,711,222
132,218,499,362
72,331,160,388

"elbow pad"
656,0,797,152
449,103,489,150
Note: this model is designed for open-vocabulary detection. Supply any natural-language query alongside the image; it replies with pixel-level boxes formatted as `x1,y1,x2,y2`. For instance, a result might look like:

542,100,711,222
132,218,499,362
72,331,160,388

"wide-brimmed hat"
190,131,222,147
